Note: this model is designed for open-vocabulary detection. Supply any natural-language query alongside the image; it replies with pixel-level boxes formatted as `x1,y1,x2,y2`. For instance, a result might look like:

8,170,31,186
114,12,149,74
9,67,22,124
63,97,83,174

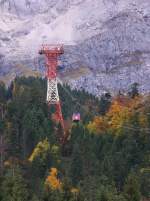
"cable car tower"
39,44,65,136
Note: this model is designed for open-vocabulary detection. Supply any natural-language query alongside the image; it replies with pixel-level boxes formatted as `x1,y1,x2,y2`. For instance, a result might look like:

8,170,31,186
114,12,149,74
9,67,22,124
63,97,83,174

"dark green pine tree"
96,185,127,201
0,81,7,103
70,144,83,186
5,122,21,158
0,176,3,200
123,173,141,201
42,187,64,201
128,83,139,98
1,168,30,201
99,93,111,115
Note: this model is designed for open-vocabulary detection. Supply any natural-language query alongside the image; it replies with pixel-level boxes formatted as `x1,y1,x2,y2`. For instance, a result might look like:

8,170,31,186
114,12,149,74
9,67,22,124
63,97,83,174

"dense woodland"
0,77,149,201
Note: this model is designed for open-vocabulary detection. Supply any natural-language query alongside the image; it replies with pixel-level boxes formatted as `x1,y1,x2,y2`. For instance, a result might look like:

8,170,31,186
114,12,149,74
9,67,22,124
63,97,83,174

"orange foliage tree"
45,168,62,191
88,95,149,136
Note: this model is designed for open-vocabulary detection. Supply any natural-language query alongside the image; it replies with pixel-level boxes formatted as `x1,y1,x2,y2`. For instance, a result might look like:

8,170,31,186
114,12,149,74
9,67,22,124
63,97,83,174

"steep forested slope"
0,77,149,201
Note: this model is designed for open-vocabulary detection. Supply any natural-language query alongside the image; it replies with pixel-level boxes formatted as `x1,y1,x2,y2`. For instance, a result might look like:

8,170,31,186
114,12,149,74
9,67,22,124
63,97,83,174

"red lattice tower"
39,44,64,133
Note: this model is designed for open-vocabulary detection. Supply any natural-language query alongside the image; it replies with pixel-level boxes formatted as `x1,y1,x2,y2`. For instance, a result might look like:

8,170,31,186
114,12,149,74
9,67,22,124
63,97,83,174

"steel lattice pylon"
39,44,64,133
47,78,59,103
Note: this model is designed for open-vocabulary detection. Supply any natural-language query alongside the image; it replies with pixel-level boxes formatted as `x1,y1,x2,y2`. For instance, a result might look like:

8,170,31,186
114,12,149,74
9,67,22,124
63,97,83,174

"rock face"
0,0,150,96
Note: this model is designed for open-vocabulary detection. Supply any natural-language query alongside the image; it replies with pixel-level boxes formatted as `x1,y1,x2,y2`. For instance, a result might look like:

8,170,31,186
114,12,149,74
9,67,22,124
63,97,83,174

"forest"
0,77,149,201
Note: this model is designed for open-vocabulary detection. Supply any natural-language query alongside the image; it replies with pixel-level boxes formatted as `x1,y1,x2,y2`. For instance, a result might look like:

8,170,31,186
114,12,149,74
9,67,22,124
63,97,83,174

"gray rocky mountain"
0,0,150,96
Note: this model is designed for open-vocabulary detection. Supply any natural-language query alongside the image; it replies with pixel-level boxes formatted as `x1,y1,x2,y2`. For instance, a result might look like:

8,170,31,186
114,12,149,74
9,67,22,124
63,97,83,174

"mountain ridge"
0,0,150,96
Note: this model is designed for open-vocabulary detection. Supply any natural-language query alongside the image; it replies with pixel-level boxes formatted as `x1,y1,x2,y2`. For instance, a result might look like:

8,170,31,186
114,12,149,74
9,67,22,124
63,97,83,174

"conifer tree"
123,173,141,201
1,168,30,201
128,83,139,98
70,144,83,186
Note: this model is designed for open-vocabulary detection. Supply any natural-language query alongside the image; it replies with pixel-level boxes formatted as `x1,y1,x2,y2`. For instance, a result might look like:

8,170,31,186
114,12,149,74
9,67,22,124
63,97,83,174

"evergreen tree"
0,77,149,200
123,173,141,201
128,83,139,98
99,93,111,115
0,81,7,103
70,144,83,186
1,168,30,201
96,185,127,201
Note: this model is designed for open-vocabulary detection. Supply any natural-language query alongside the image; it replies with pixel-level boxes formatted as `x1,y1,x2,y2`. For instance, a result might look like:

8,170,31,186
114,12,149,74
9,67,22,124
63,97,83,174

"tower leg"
47,78,64,132
55,103,64,130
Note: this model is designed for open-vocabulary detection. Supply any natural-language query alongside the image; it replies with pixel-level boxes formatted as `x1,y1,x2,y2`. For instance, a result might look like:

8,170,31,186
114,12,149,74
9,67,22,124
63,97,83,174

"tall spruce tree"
70,144,83,186
123,173,141,201
1,168,30,201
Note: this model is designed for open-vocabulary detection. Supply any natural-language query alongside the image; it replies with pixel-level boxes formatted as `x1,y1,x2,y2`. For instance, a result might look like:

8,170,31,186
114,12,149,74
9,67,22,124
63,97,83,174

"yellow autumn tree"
29,138,50,162
106,100,132,135
87,116,108,135
128,96,149,129
45,168,62,191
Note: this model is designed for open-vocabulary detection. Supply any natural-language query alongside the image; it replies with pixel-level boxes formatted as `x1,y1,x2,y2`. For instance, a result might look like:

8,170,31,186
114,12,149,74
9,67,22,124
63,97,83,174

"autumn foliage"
87,116,108,134
45,168,62,191
106,100,131,134
87,95,149,136
0,78,150,201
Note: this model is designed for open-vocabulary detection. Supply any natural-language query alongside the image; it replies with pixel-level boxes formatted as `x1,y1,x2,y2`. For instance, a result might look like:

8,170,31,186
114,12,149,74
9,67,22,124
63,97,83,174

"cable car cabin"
72,113,81,123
